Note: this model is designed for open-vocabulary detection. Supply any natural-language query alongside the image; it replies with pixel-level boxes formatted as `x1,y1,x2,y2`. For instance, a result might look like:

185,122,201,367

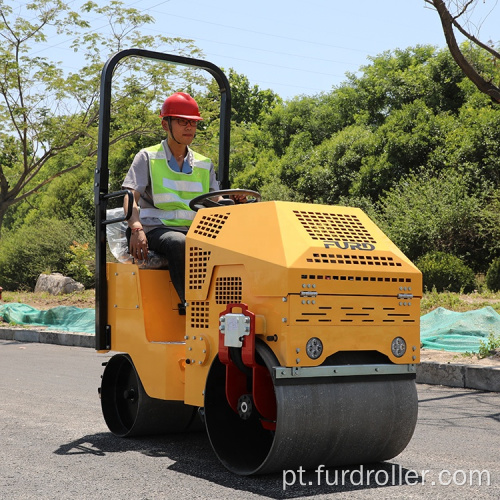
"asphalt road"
1,340,499,499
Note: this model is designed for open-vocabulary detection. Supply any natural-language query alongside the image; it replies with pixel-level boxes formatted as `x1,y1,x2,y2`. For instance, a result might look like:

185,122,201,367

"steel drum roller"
204,343,418,475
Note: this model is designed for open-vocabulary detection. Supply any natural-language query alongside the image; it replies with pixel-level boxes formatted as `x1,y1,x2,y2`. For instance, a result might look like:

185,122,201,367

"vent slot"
301,275,411,283
294,210,376,243
293,299,416,326
190,301,210,329
188,247,211,290
215,276,243,305
193,213,230,239
306,253,402,267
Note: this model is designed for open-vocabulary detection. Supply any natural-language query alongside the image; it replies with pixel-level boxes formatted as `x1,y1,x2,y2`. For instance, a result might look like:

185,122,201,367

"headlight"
306,337,323,359
391,337,406,357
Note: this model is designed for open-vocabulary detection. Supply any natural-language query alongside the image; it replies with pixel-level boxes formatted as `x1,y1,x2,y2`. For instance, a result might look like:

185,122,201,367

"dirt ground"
420,348,500,367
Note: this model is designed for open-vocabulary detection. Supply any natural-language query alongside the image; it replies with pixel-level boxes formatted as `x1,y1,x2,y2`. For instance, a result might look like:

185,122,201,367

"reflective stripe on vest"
145,143,211,227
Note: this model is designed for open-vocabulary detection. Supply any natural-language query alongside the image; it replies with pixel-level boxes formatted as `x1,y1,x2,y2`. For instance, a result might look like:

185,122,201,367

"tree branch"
8,126,149,206
429,0,500,103
450,12,500,60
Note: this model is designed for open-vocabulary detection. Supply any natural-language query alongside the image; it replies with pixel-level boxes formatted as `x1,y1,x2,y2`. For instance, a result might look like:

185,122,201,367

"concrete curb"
0,327,94,348
1,327,499,392
416,361,500,392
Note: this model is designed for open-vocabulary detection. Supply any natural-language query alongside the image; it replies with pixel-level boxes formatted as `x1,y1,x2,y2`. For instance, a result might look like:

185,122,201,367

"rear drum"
100,353,200,437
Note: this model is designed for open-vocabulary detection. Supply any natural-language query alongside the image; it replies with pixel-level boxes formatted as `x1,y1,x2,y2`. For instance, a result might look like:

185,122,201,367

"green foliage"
478,332,500,359
0,0,201,232
416,252,476,293
1,33,500,290
296,124,378,205
420,289,464,315
65,241,95,288
263,94,348,158
352,101,454,199
486,259,500,292
478,189,500,262
377,172,490,271
0,219,85,290
225,69,281,124
351,46,466,122
436,106,500,186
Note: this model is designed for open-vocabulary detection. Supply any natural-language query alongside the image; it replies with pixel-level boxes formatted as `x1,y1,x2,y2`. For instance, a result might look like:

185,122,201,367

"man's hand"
129,228,149,261
230,193,248,203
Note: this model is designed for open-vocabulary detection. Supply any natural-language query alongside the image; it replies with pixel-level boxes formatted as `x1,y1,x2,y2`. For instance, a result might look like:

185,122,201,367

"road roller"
95,50,421,476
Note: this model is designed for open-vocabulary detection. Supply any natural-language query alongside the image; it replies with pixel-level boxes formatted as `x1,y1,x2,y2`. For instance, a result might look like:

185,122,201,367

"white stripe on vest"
140,208,195,221
162,178,203,192
149,150,167,160
153,192,192,205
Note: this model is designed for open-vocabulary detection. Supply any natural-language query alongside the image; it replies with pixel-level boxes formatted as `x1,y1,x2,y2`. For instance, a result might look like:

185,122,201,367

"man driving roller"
122,92,218,314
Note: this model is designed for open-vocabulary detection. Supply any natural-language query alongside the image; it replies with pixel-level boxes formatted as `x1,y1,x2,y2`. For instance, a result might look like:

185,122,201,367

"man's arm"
124,189,149,260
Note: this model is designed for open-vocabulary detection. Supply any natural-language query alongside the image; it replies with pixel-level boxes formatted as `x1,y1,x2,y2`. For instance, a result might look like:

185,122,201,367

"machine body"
95,50,421,476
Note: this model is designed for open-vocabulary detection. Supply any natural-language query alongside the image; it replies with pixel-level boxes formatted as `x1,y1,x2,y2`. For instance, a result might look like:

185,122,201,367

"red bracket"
218,303,276,429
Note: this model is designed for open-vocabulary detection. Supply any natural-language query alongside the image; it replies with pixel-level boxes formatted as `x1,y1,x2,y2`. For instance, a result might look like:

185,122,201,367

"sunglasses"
172,118,199,127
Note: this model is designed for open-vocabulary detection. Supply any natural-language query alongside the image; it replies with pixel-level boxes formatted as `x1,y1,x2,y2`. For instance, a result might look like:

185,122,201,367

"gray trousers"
146,227,187,304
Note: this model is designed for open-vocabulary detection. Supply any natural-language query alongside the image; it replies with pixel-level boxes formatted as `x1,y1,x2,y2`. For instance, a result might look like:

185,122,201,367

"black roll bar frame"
94,49,231,350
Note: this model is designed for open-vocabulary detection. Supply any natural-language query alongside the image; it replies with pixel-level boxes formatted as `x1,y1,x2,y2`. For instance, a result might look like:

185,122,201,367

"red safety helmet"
159,92,203,121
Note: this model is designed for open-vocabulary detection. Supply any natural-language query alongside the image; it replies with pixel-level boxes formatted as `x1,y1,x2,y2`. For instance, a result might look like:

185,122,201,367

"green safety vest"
143,143,211,227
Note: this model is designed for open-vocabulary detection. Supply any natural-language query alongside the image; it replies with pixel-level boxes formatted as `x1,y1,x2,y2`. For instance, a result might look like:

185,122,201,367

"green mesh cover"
420,306,500,353
2,303,499,350
0,303,95,334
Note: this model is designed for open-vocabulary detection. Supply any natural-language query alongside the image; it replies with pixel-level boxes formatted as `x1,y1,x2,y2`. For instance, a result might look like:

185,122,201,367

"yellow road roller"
95,50,421,476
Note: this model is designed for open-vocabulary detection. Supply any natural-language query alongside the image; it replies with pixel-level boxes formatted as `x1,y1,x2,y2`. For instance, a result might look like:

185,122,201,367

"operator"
122,92,219,315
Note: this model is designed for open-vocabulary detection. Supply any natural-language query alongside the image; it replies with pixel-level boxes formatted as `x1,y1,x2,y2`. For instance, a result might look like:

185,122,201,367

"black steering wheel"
189,189,261,211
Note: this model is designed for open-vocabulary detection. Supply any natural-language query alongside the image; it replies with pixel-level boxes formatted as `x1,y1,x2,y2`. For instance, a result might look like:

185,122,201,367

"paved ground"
0,326,499,392
1,340,499,499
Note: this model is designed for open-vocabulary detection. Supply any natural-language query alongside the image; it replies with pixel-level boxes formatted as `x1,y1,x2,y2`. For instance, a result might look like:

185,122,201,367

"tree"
225,69,280,125
426,0,500,103
0,0,202,233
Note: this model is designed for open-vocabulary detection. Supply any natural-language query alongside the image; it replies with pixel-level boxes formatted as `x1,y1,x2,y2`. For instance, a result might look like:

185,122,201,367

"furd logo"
324,241,376,251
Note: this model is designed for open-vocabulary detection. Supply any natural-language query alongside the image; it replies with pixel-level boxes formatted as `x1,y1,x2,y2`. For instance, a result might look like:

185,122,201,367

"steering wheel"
189,189,261,211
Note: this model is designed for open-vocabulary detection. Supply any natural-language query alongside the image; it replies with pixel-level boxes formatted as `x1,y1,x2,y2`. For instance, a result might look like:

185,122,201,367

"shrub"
486,258,500,292
0,219,82,291
377,172,489,272
64,241,95,289
416,251,476,293
478,332,500,358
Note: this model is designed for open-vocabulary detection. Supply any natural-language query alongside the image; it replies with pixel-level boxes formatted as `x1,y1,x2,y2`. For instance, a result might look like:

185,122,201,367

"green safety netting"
1,303,499,352
0,303,95,334
420,306,500,353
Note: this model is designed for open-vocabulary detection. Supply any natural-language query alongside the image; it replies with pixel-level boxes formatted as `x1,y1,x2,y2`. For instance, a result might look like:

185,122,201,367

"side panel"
107,263,187,401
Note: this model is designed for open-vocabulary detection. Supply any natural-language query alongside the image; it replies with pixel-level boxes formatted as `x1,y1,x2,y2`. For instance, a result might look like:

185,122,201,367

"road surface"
0,340,498,499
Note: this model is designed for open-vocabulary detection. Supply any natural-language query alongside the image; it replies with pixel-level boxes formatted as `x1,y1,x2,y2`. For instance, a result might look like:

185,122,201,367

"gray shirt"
122,140,219,232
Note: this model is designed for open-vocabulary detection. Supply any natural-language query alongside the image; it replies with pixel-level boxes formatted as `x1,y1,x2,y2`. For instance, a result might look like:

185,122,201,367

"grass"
420,289,500,315
1,289,95,309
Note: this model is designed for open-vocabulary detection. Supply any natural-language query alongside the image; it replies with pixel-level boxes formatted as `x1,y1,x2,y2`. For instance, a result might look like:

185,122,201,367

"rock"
34,273,84,295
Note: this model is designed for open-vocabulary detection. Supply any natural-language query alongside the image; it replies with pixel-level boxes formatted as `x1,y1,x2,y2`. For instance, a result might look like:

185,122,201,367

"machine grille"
188,247,211,290
295,305,415,325
294,210,376,243
215,276,243,305
291,296,417,326
306,253,402,267
190,301,210,329
193,213,230,239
